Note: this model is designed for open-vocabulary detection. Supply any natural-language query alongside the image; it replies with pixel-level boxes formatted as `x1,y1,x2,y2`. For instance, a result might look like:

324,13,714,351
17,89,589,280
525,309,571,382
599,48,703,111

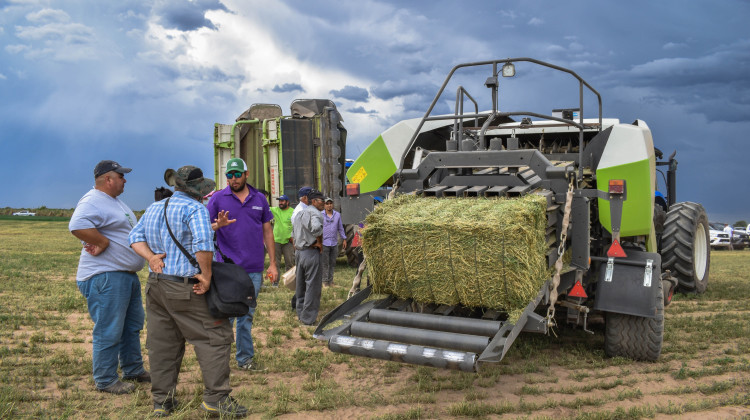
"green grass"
1,220,749,418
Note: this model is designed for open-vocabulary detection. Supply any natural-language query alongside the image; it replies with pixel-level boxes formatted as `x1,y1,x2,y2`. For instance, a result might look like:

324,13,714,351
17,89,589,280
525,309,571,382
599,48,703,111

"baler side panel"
596,125,656,237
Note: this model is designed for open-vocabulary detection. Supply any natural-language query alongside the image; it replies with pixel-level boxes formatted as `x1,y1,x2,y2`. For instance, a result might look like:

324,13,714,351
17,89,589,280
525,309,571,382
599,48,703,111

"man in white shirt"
69,160,149,394
724,224,735,251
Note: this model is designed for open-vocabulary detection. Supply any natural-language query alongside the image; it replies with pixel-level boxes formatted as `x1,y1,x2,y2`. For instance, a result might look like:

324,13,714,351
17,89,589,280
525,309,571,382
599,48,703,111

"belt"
295,245,315,250
149,272,199,284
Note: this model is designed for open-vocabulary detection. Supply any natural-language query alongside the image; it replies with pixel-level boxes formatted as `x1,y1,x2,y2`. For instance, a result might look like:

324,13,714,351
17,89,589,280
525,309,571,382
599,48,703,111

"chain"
546,176,575,328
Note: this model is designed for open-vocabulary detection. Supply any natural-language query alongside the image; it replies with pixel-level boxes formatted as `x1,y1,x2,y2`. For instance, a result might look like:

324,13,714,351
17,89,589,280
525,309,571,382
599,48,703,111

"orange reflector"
608,179,625,194
607,238,628,258
569,280,587,298
346,183,360,196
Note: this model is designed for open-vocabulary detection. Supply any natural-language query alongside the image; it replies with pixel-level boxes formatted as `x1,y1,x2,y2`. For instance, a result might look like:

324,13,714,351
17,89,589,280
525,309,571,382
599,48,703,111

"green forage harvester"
362,194,549,313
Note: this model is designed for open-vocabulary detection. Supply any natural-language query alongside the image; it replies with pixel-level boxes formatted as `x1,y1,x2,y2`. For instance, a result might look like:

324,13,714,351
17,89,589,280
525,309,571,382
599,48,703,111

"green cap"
225,158,247,174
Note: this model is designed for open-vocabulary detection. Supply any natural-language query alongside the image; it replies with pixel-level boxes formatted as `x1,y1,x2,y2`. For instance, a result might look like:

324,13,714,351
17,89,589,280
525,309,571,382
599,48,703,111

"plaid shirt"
129,191,214,277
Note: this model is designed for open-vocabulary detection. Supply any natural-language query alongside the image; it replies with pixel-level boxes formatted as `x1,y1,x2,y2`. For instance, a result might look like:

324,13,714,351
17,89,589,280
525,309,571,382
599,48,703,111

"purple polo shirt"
321,209,346,246
207,185,273,273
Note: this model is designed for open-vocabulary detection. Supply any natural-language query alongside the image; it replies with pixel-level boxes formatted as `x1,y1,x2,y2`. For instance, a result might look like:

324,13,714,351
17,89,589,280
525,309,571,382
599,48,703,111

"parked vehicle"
732,227,749,250
12,210,36,216
709,222,731,249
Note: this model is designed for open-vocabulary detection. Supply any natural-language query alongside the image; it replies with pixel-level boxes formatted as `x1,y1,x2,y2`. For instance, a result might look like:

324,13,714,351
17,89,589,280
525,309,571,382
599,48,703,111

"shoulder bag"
163,198,255,319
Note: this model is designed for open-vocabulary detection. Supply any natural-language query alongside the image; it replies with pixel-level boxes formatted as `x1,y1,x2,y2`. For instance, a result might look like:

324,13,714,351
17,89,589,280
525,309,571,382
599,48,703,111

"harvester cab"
315,58,710,372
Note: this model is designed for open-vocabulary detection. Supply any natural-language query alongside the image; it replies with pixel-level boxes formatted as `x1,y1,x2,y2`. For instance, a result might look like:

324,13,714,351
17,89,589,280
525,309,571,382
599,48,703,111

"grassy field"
0,219,748,419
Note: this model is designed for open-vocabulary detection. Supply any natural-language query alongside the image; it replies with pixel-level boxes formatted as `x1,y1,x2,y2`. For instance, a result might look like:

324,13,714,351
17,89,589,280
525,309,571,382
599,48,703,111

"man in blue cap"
270,194,295,284
291,186,313,226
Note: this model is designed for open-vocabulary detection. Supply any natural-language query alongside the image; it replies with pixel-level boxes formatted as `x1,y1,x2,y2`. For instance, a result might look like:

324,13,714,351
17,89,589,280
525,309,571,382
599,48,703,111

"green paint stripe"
597,157,653,237
347,135,397,193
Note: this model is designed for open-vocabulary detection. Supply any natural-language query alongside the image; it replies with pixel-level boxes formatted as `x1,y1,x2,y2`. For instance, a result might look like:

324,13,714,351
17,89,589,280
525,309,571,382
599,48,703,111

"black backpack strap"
163,198,201,273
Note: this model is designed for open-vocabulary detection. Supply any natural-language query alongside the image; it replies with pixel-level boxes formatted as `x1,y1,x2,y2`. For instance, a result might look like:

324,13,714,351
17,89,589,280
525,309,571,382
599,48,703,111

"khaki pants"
145,273,233,404
275,240,295,274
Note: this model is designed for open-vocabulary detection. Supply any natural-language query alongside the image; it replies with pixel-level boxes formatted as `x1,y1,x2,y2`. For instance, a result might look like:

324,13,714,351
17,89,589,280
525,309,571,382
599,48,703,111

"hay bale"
362,194,549,312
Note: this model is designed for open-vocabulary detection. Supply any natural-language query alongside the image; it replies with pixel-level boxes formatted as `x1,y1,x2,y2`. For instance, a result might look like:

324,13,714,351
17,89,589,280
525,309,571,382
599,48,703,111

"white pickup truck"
12,210,36,216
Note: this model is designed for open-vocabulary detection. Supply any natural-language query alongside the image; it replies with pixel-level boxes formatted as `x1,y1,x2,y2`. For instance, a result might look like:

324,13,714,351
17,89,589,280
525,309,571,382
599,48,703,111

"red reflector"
608,179,625,194
569,280,588,298
346,183,360,196
607,239,628,258
351,232,361,247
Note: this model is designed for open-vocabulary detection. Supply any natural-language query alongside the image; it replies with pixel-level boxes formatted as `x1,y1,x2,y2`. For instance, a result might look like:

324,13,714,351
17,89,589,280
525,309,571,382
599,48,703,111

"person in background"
154,186,173,201
207,158,277,371
291,186,312,225
129,165,248,418
724,224,734,251
69,160,149,395
270,194,295,283
320,197,347,287
293,190,325,325
289,186,312,310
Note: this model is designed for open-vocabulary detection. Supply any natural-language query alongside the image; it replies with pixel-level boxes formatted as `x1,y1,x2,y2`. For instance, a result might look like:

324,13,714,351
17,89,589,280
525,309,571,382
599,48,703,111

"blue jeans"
231,272,262,366
77,271,146,389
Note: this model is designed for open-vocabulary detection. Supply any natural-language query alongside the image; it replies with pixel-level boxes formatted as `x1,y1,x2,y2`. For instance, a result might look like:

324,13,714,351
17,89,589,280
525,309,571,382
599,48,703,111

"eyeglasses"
226,172,243,179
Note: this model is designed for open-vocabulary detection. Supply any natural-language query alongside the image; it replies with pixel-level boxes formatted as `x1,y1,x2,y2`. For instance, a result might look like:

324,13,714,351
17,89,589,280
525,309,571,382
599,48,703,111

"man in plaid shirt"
129,165,248,418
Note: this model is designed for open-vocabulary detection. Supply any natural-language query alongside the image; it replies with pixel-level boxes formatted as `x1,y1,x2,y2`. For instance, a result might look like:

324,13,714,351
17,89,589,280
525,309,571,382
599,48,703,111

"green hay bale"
362,194,549,312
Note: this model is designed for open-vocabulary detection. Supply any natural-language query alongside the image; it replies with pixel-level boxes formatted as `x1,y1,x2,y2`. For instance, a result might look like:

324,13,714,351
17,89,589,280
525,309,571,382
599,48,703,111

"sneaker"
98,380,135,395
238,359,267,372
153,398,178,417
200,396,248,418
123,371,151,383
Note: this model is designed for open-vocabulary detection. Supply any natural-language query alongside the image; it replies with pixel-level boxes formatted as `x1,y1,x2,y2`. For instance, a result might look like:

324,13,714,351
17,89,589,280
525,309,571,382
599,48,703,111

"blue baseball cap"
298,186,313,197
279,195,289,201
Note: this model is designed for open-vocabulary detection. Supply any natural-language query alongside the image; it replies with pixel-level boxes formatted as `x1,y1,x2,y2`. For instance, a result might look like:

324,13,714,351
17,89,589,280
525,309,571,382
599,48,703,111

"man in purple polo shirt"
207,157,278,371
321,197,347,287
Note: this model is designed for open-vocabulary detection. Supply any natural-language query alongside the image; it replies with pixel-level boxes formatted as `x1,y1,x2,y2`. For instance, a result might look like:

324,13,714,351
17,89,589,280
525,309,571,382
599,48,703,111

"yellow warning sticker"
351,166,367,183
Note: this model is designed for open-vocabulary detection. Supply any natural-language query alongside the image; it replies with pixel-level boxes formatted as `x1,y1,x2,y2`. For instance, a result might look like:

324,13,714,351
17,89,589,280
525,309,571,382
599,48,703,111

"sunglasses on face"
226,171,243,179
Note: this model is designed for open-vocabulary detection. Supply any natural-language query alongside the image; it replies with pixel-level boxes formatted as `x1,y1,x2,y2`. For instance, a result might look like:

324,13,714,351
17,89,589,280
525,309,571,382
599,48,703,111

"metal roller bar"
329,335,476,372
368,309,501,337
350,321,490,354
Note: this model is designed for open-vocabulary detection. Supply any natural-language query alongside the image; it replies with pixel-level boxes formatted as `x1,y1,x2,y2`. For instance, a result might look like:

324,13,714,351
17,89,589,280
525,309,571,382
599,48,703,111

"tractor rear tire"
604,279,664,361
661,202,710,293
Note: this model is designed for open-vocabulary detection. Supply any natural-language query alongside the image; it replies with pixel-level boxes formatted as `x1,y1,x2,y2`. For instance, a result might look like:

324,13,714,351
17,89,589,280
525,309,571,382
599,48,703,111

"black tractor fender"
592,250,663,318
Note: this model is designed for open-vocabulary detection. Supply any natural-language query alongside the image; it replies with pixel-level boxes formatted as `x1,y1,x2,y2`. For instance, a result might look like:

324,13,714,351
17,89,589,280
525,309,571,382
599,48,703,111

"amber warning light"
608,179,625,194
346,183,360,196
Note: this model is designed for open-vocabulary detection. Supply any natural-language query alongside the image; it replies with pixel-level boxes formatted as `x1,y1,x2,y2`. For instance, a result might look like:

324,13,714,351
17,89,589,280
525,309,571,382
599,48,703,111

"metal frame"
396,58,602,183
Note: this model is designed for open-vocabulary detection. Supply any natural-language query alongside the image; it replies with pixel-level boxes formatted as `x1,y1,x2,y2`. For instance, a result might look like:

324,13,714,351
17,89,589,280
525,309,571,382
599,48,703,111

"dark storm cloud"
272,83,304,93
348,106,377,114
370,80,437,100
607,40,750,123
153,0,227,31
330,85,369,102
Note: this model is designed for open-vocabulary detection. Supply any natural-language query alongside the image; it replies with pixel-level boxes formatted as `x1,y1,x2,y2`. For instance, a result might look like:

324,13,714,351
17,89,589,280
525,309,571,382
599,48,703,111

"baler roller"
350,321,490,354
368,309,502,337
329,335,477,372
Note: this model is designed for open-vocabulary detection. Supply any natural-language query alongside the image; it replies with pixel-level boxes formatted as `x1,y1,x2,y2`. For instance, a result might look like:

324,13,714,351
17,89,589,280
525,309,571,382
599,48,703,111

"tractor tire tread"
660,202,709,294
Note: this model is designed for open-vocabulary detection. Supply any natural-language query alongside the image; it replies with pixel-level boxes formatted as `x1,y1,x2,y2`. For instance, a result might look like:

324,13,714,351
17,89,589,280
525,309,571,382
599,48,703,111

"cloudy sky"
1,0,748,223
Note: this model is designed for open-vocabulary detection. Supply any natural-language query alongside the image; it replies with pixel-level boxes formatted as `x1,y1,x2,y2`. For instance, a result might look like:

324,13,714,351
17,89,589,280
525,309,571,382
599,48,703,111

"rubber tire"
660,202,710,294
604,279,664,361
